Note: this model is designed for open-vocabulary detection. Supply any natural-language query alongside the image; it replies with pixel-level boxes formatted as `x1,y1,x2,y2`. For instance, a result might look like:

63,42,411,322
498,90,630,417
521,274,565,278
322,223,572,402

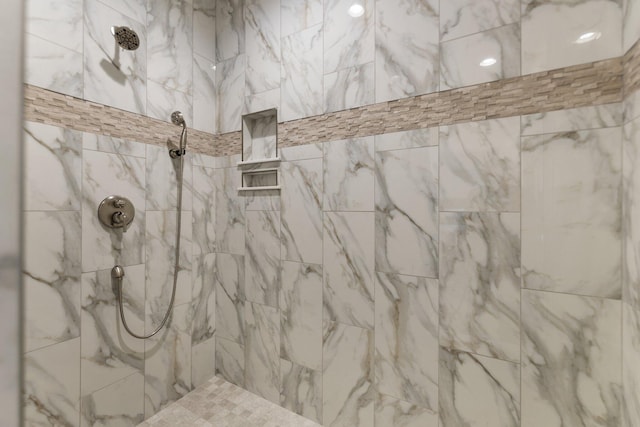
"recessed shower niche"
238,108,280,191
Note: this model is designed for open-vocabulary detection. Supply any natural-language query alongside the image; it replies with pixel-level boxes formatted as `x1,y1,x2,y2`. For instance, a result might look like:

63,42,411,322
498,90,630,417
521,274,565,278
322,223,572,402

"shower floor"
137,376,321,427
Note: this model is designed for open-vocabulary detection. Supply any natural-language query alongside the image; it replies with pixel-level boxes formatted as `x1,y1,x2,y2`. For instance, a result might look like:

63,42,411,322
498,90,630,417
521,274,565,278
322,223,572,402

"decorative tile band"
26,41,640,158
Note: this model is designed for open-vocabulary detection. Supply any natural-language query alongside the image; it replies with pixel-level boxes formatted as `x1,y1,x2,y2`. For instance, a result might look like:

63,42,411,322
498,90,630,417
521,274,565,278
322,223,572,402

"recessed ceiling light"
575,31,601,44
348,3,365,18
479,57,497,67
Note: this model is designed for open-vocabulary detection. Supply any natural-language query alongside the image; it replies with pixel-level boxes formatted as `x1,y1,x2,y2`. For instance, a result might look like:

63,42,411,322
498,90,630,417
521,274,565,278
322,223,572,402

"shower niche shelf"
237,108,280,192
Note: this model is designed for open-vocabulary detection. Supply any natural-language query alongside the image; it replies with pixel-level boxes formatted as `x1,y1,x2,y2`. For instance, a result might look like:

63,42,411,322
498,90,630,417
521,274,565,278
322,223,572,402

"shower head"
111,26,140,51
171,111,186,127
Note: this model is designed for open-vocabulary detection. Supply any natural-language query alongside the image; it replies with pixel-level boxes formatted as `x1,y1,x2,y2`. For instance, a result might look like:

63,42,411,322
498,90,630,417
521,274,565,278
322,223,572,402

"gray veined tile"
521,103,623,136
281,0,323,37
146,144,193,212
522,0,622,74
522,127,622,299
624,117,640,310
280,261,323,371
323,0,374,73
280,359,323,424
323,211,375,329
245,210,281,307
375,393,438,427
375,0,439,103
281,159,323,264
215,253,245,344
192,253,216,345
322,321,374,427
193,0,216,61
80,372,144,427
82,133,147,158
440,24,520,90
244,301,280,404
192,166,216,256
521,290,622,427
146,0,193,94
216,337,245,388
624,89,640,124
281,143,323,161
374,127,438,152
244,87,281,115
25,33,83,98
24,211,81,353
24,122,82,211
440,0,520,42
24,338,81,427
216,54,246,133
213,167,245,255
26,0,83,52
95,0,146,24
323,136,375,212
624,0,640,51
216,0,245,62
375,146,439,278
439,212,521,363
440,116,520,212
623,304,640,427
245,0,281,96
193,54,217,134
324,63,375,113
146,80,193,124
84,0,147,114
439,348,520,427
191,338,216,388
375,273,439,410
281,24,324,122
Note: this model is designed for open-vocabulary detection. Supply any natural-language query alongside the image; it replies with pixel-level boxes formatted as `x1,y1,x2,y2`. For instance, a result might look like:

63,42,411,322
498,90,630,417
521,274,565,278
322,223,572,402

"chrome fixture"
110,112,189,339
169,111,187,158
111,26,140,51
97,195,135,232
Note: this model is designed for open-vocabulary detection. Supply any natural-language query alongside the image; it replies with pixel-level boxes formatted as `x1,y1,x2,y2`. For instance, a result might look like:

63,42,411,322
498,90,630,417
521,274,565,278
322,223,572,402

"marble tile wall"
22,121,220,426
214,0,625,133
211,102,628,427
24,0,217,134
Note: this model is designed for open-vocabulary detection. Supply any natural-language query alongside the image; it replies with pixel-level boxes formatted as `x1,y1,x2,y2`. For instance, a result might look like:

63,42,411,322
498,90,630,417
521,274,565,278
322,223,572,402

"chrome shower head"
111,26,140,51
171,111,186,127
169,111,188,159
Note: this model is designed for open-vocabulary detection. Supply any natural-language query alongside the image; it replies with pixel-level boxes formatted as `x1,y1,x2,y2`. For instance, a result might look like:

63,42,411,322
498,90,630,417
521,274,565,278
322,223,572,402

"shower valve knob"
98,195,135,232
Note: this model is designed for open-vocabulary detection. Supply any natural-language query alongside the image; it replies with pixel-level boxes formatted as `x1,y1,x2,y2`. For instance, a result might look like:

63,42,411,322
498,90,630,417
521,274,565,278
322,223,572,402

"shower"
111,111,188,339
111,26,140,51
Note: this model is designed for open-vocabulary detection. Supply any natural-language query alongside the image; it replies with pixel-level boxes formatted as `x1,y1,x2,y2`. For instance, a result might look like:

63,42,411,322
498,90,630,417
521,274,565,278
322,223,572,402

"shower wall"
24,0,216,133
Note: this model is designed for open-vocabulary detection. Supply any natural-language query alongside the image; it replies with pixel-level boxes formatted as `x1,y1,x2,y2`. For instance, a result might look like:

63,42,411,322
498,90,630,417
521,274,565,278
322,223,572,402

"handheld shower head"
171,111,186,127
169,111,188,158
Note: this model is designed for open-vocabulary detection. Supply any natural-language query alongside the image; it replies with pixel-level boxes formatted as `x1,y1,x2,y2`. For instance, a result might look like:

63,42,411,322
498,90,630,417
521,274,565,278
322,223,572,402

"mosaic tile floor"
137,376,321,427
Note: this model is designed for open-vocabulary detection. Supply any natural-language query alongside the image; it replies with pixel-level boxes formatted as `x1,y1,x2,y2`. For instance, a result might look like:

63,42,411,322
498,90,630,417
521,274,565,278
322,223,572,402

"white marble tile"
375,127,438,152
194,0,216,61
82,133,147,158
322,321,374,427
281,0,322,37
213,167,245,254
281,159,323,264
440,0,519,42
80,266,144,396
216,337,245,387
146,0,193,94
97,0,146,24
280,359,323,424
280,262,322,371
192,253,216,345
242,113,277,161
521,290,622,427
215,253,245,344
81,149,146,271
624,0,640,51
281,24,324,122
441,24,520,90
25,33,83,98
26,0,83,52
245,210,280,307
144,303,192,418
323,0,374,73
146,144,193,211
216,54,246,133
375,0,439,103
146,80,193,124
375,273,438,410
623,304,640,427
216,0,245,62
439,349,520,427
522,103,623,136
522,128,622,298
192,338,216,388
376,146,439,278
323,137,375,211
439,213,521,363
244,88,281,115
24,338,81,427
323,211,374,329
192,166,216,256
84,0,146,114
625,117,640,310
245,301,280,404
24,122,82,211
375,393,438,427
80,372,144,427
280,143,323,161
245,0,281,95
440,116,520,212
193,55,216,135
625,89,640,124
324,62,375,113
522,0,622,74
24,211,81,353
191,152,221,169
